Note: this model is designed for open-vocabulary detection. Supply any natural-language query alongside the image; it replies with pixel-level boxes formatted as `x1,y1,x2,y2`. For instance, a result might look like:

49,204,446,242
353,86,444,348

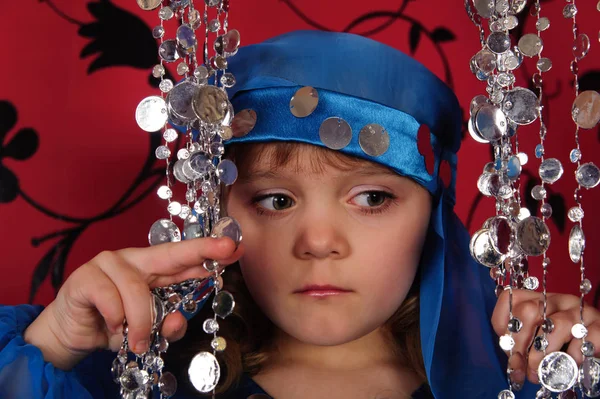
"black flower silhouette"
0,100,39,203
78,0,160,74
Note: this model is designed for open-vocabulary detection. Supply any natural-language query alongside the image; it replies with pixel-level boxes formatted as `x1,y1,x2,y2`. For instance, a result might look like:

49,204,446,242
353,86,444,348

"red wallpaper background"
1,0,598,306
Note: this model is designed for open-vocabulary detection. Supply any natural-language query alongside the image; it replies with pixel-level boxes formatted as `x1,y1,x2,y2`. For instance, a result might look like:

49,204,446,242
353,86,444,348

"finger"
567,319,600,364
526,310,579,384
160,312,188,343
508,352,526,391
120,237,238,280
151,243,245,287
92,251,153,354
508,299,543,360
68,264,125,335
493,290,581,337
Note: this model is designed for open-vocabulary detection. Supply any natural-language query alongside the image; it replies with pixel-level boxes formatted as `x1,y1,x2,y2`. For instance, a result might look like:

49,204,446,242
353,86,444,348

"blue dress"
0,304,433,399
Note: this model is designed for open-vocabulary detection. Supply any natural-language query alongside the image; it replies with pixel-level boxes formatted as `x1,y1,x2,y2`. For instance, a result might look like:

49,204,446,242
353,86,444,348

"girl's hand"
492,289,600,387
23,237,244,370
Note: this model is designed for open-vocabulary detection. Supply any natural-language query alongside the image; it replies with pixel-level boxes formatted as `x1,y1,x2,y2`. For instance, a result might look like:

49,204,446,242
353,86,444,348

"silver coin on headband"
359,124,389,157
290,86,319,118
231,109,257,137
319,117,352,150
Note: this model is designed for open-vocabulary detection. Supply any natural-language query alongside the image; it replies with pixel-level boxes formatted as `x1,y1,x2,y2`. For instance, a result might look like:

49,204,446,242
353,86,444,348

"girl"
2,30,598,399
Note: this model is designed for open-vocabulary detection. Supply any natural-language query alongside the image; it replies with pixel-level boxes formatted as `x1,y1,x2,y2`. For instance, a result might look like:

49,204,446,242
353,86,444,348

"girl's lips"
294,285,352,295
297,290,351,297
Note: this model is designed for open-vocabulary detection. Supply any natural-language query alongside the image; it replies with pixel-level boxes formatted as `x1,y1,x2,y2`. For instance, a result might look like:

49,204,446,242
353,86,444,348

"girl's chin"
279,320,377,347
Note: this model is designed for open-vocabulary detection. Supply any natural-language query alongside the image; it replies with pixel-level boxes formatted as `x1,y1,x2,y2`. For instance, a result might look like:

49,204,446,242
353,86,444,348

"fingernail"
134,340,149,354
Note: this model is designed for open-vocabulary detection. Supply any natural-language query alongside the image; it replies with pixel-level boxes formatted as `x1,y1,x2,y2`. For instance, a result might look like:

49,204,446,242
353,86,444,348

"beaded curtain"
0,0,598,306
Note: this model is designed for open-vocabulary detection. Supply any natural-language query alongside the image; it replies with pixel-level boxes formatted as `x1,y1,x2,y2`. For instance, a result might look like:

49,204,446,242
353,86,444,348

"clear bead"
152,26,165,39
533,335,548,351
576,163,600,189
563,4,577,18
208,19,221,32
572,323,588,339
582,341,595,357
176,62,189,76
159,372,177,397
581,279,592,294
540,203,552,218
542,318,554,334
535,144,544,158
531,185,546,200
508,317,522,333
203,318,220,334
570,149,581,163
155,145,171,160
498,389,515,399
568,207,584,222
159,79,174,93
524,276,539,291
163,128,177,143
539,158,564,184
159,6,175,20
152,64,165,78
499,334,515,351
157,185,172,200
211,336,227,351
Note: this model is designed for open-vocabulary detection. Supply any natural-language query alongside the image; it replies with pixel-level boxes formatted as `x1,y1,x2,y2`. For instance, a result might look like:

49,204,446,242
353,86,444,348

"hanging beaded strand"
124,1,243,398
563,0,600,397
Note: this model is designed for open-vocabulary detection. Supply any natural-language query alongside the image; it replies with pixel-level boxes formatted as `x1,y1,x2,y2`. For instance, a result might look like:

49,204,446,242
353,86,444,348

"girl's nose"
292,210,350,260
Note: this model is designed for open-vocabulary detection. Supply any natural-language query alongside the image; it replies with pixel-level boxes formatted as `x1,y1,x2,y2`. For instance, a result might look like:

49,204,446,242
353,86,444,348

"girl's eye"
352,191,390,207
255,194,295,211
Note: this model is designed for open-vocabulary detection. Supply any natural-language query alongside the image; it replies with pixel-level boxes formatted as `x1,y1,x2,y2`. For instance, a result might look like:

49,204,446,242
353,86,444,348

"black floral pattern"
0,101,39,203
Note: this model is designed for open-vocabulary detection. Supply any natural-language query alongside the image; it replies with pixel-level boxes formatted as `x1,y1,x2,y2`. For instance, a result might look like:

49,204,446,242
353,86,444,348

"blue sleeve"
0,304,119,399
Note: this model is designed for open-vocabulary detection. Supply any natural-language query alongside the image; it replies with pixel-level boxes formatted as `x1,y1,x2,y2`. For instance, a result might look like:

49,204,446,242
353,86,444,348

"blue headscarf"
186,30,540,398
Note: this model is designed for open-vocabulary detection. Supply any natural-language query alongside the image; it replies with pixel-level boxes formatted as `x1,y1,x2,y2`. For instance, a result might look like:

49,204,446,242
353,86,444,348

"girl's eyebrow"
236,166,399,185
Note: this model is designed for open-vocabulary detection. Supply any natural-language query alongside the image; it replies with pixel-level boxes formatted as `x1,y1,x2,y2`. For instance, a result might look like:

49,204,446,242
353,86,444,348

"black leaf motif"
0,100,39,204
579,70,600,92
409,23,422,54
29,244,59,303
431,27,455,43
547,193,566,233
51,234,79,292
78,0,160,74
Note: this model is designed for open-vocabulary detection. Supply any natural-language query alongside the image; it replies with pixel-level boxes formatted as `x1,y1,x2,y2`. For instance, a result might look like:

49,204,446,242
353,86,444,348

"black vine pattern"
2,1,595,302
0,101,39,204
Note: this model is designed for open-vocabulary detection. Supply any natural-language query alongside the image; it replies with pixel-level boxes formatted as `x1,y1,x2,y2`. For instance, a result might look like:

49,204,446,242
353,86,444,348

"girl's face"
225,143,432,346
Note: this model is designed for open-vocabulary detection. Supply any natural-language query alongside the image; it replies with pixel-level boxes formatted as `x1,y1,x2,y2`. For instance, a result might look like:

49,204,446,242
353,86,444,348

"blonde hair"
165,142,426,394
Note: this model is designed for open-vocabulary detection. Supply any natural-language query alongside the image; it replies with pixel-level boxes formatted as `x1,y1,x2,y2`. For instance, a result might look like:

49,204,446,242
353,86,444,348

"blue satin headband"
221,30,462,206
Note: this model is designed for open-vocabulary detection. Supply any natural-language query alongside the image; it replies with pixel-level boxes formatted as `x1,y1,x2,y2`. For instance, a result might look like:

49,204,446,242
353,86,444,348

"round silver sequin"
188,352,220,393
319,117,352,150
536,17,550,31
516,216,550,257
159,371,177,397
576,163,600,188
580,357,600,397
212,291,235,318
474,104,507,141
538,352,578,393
203,318,219,334
157,185,172,200
573,34,590,60
216,159,238,186
518,34,543,57
136,96,168,132
539,158,564,184
290,86,319,118
159,40,180,63
473,49,497,74
499,334,515,351
488,216,511,255
537,58,552,72
572,323,588,339
524,276,540,291
572,91,600,129
211,216,242,247
192,85,230,125
498,390,515,399
358,124,390,157
155,145,171,160
176,24,197,51
568,224,585,263
149,219,181,245
231,109,257,138
137,0,161,10
487,32,511,54
474,0,495,18
120,365,149,391
468,117,489,144
470,229,503,267
166,81,200,124
503,88,539,125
